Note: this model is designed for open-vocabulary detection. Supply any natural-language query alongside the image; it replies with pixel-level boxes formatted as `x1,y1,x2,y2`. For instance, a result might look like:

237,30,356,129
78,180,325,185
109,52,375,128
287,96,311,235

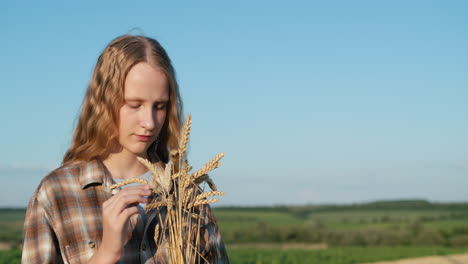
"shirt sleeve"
22,192,64,264
200,204,230,264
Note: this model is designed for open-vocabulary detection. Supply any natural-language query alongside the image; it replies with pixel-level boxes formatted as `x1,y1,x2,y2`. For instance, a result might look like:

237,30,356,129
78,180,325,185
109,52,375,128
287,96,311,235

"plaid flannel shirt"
22,159,229,264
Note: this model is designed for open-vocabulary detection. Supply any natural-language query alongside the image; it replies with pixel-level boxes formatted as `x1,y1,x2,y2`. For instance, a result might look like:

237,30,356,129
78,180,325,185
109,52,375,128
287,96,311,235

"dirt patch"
228,243,328,250
0,242,14,250
362,253,468,264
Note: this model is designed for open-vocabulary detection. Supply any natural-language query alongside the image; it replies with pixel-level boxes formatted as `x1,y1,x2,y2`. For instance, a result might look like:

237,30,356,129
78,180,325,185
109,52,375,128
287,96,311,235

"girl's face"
117,62,169,158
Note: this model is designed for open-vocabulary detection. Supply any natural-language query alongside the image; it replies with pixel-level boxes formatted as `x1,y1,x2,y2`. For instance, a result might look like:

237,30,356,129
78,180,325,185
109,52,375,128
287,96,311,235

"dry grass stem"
154,224,160,242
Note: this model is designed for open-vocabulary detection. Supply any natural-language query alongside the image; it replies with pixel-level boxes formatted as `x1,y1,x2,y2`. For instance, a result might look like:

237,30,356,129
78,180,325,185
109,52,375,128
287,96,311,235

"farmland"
1,200,468,263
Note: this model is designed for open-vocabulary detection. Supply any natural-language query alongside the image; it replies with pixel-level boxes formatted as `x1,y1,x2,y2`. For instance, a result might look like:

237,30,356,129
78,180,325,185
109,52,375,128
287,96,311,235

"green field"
214,201,468,247
2,246,468,264
2,200,468,263
228,247,468,264
0,209,24,245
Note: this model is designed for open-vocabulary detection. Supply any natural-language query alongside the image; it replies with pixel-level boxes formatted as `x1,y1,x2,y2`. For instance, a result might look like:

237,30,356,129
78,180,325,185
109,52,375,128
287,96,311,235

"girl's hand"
88,185,151,264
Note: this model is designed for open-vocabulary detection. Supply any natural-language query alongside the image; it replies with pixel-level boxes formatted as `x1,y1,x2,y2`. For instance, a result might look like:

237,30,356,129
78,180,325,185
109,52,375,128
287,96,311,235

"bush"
450,235,468,247
412,231,445,246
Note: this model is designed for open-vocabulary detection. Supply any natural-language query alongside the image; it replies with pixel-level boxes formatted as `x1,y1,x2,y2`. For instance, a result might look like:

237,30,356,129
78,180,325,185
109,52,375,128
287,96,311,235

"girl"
22,35,229,264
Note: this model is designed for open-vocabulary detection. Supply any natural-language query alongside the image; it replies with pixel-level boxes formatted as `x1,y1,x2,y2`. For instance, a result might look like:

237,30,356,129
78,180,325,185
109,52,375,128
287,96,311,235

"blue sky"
1,1,467,207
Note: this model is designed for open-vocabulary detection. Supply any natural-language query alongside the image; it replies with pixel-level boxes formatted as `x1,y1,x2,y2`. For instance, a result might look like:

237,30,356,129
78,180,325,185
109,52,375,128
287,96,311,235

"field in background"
1,200,468,263
215,200,468,247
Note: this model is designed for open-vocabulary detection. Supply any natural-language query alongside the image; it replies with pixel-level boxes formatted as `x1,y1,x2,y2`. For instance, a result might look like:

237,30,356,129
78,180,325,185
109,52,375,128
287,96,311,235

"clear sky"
1,1,467,207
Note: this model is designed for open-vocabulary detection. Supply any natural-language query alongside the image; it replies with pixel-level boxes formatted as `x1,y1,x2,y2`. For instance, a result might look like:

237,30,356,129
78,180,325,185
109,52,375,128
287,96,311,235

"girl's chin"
119,143,151,158
133,148,148,156
124,147,148,157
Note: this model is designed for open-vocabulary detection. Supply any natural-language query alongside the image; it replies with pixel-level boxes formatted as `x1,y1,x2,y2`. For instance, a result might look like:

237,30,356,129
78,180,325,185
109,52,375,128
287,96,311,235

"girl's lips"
135,135,151,141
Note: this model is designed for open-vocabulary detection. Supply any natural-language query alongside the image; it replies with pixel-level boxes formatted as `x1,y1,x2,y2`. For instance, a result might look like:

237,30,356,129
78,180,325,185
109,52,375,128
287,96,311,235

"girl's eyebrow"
125,97,169,103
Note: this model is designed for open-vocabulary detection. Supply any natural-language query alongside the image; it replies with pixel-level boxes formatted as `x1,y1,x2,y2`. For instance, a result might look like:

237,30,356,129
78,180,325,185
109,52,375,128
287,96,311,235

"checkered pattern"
22,160,229,264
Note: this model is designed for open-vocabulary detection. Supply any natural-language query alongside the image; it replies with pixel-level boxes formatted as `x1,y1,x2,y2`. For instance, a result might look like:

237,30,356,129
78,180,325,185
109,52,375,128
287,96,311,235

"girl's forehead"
124,63,169,100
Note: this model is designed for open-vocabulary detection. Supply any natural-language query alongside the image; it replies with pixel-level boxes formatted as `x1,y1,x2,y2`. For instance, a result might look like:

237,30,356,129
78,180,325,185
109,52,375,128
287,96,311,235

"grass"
2,201,468,263
0,210,24,244
228,246,468,264
2,246,467,264
0,249,21,264
215,210,304,231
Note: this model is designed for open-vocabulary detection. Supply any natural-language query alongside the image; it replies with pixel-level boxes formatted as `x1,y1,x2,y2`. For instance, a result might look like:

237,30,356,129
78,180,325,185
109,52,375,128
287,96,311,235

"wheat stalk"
109,178,149,191
205,177,217,191
194,191,225,201
182,188,194,207
190,153,224,180
171,172,181,180
145,201,168,210
154,224,160,243
178,115,192,159
114,114,224,264
136,157,159,176
190,199,219,208
194,174,218,191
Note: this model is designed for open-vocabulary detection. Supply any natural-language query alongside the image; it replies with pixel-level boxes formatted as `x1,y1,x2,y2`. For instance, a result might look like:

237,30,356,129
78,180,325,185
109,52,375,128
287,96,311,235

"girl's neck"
102,151,149,179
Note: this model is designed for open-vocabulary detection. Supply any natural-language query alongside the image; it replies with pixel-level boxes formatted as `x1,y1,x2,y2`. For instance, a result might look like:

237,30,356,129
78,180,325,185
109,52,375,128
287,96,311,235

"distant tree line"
216,199,468,215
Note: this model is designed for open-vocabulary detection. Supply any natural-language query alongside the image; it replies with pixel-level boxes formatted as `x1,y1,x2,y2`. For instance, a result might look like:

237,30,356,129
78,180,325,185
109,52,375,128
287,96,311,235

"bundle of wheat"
109,114,224,263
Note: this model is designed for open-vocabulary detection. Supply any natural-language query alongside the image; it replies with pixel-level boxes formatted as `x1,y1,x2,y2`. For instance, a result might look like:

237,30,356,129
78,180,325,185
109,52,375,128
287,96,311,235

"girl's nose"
140,108,155,130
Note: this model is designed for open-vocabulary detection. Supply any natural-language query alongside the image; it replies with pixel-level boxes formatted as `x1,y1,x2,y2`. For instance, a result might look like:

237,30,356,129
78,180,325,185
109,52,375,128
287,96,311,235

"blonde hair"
63,35,183,164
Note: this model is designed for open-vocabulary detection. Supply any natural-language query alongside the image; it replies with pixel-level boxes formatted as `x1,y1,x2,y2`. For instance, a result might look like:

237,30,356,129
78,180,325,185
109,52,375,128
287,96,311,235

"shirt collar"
79,159,113,190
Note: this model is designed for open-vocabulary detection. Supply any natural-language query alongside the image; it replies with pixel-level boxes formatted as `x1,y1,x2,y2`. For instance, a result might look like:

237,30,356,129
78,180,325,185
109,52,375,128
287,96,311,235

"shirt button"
142,243,147,251
88,241,96,249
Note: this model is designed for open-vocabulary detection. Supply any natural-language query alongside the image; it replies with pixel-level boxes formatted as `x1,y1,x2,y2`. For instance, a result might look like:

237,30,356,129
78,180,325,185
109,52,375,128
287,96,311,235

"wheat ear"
183,188,194,207
191,199,219,207
136,157,160,176
190,153,224,180
110,178,149,191
179,114,192,158
194,174,218,191
184,159,191,172
206,177,218,191
145,201,168,210
195,191,225,201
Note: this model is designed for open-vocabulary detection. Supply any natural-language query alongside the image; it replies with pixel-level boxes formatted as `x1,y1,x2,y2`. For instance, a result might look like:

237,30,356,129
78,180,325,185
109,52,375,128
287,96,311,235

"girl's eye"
129,104,141,109
154,103,167,110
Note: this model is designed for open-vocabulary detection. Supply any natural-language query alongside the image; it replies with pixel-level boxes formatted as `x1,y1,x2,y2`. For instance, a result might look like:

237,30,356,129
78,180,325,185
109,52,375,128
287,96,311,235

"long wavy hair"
63,35,183,164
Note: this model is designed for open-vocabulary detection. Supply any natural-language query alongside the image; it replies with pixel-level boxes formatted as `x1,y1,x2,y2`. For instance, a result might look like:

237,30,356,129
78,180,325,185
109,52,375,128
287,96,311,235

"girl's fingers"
105,185,150,205
104,185,151,215
110,185,151,198
114,194,148,213
114,184,151,193
98,186,150,256
121,206,141,219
